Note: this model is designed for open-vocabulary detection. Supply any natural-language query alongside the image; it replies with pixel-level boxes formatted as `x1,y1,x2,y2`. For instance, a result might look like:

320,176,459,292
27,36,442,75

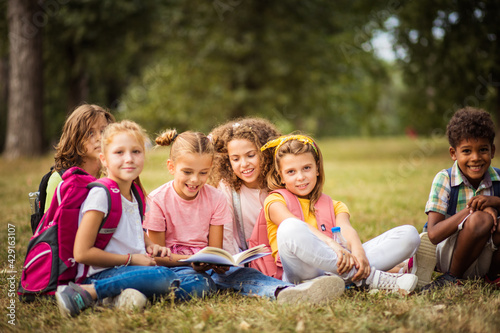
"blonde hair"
267,135,324,212
101,120,148,195
155,129,214,162
209,118,281,190
54,104,114,173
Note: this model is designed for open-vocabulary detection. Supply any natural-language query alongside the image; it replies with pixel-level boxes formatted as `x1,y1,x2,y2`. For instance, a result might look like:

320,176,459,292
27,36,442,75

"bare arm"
335,213,369,280
74,210,155,267
427,209,471,244
208,225,224,248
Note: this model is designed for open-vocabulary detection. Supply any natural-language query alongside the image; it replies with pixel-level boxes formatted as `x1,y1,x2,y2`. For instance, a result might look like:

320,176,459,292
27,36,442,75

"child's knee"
465,211,494,237
400,225,420,249
277,217,307,239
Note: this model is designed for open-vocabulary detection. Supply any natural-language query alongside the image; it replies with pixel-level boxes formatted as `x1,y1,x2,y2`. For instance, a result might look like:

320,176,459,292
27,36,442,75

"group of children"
36,104,499,317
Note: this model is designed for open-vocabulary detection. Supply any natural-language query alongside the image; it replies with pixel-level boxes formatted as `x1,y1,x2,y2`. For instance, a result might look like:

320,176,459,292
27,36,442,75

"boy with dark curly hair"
422,107,500,290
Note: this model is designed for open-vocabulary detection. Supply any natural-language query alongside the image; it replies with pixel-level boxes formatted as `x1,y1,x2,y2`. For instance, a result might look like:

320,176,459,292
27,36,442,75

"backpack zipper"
24,250,51,270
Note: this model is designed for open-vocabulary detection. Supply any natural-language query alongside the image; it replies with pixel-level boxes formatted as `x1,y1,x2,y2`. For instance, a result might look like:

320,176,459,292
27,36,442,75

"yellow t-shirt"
264,192,350,260
44,171,63,212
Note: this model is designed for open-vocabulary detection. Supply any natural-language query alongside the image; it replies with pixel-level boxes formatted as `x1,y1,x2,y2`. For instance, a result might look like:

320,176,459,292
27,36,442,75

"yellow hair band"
261,134,318,156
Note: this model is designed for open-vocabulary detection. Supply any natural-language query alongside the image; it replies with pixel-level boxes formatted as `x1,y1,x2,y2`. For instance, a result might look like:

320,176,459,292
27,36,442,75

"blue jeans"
85,266,180,300
209,266,291,299
169,266,217,301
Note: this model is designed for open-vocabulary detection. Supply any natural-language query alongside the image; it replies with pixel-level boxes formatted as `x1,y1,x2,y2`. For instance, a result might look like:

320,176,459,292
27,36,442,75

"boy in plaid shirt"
423,107,500,290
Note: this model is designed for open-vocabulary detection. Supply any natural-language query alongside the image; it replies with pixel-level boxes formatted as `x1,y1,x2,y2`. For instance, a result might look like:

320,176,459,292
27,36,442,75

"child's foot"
55,282,94,317
421,272,461,292
112,288,148,311
414,232,437,289
369,270,418,293
277,275,345,305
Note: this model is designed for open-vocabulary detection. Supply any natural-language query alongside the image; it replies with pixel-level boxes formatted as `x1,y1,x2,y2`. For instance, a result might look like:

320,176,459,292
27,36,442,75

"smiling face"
227,139,262,189
450,137,495,188
100,132,145,186
168,153,213,200
279,152,319,198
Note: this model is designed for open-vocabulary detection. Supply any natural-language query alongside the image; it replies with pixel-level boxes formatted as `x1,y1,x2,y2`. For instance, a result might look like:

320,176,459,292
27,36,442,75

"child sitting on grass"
423,107,500,290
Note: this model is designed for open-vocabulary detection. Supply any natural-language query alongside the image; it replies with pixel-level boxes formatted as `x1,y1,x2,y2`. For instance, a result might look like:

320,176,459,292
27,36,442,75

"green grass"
1,136,499,332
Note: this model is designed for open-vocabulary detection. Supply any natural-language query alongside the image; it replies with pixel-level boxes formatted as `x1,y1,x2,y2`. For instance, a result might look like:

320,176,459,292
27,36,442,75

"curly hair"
266,134,325,212
209,117,281,191
447,107,496,148
54,104,115,173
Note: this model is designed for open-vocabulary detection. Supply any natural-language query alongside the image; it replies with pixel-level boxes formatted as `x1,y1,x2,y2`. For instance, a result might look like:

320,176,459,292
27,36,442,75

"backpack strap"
492,167,500,196
86,179,145,249
445,167,459,216
314,194,336,237
272,189,304,220
231,189,248,251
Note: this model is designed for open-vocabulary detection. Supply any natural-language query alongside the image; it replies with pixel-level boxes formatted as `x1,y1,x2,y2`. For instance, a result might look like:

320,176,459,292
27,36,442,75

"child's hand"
482,206,499,233
328,241,354,275
191,262,229,274
467,195,500,212
350,251,371,281
130,253,156,266
147,244,172,260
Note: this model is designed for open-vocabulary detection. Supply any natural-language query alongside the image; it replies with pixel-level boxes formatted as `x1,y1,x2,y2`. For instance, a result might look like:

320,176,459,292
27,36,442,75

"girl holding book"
145,129,344,303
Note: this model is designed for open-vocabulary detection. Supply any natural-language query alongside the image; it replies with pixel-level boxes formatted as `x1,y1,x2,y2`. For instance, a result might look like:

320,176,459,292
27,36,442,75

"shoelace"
376,271,403,290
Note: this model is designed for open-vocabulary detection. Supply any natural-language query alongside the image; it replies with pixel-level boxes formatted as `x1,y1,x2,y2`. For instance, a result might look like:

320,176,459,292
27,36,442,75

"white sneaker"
414,232,437,289
277,275,345,305
370,270,418,293
112,288,148,311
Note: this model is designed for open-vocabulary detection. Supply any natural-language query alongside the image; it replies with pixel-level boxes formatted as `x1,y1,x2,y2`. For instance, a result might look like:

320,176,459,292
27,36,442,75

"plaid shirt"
425,161,500,217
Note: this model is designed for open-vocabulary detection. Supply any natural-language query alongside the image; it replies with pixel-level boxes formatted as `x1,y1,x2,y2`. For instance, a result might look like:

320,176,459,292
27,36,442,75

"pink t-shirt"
144,181,231,251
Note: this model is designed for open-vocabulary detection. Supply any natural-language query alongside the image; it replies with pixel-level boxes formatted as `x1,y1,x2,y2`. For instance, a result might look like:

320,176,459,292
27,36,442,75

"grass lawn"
1,136,499,332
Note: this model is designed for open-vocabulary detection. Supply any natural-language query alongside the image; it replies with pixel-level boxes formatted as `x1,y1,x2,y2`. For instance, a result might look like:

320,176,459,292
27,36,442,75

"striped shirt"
425,161,500,217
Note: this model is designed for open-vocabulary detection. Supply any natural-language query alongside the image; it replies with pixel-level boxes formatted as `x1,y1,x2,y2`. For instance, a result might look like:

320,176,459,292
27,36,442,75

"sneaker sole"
415,232,437,289
113,288,147,311
277,275,345,305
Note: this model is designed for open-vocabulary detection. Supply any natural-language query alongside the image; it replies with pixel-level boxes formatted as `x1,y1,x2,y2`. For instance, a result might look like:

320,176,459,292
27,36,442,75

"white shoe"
414,232,437,289
113,288,148,311
370,270,418,293
277,275,345,305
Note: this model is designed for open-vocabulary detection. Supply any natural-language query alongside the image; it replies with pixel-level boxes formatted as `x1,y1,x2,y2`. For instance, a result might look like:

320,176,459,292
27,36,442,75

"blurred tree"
42,0,164,147
4,0,43,158
393,0,500,134
119,0,392,136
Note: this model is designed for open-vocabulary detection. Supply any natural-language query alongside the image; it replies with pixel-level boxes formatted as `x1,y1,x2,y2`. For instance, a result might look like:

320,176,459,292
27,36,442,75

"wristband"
125,254,132,266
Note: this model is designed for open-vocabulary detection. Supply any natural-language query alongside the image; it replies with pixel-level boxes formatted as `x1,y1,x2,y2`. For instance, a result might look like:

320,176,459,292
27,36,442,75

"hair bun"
155,129,178,146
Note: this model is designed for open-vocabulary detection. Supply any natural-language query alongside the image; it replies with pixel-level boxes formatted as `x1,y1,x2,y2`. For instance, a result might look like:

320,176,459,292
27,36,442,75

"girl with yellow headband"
262,134,421,293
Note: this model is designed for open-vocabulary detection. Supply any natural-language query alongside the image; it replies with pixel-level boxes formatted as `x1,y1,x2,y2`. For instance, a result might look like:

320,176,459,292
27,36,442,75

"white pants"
277,218,420,284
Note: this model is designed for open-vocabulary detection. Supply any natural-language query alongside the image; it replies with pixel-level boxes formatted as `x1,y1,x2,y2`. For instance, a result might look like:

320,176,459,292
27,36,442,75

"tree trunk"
4,0,43,159
0,56,8,151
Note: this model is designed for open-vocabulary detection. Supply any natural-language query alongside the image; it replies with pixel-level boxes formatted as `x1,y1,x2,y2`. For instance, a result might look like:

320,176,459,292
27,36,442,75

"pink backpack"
18,167,145,302
248,189,336,280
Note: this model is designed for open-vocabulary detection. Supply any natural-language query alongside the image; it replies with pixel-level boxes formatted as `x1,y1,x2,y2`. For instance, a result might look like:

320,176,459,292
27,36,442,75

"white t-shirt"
76,187,146,278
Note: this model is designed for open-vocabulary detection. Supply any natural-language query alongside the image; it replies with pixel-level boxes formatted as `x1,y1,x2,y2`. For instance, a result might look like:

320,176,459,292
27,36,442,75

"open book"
180,244,270,266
